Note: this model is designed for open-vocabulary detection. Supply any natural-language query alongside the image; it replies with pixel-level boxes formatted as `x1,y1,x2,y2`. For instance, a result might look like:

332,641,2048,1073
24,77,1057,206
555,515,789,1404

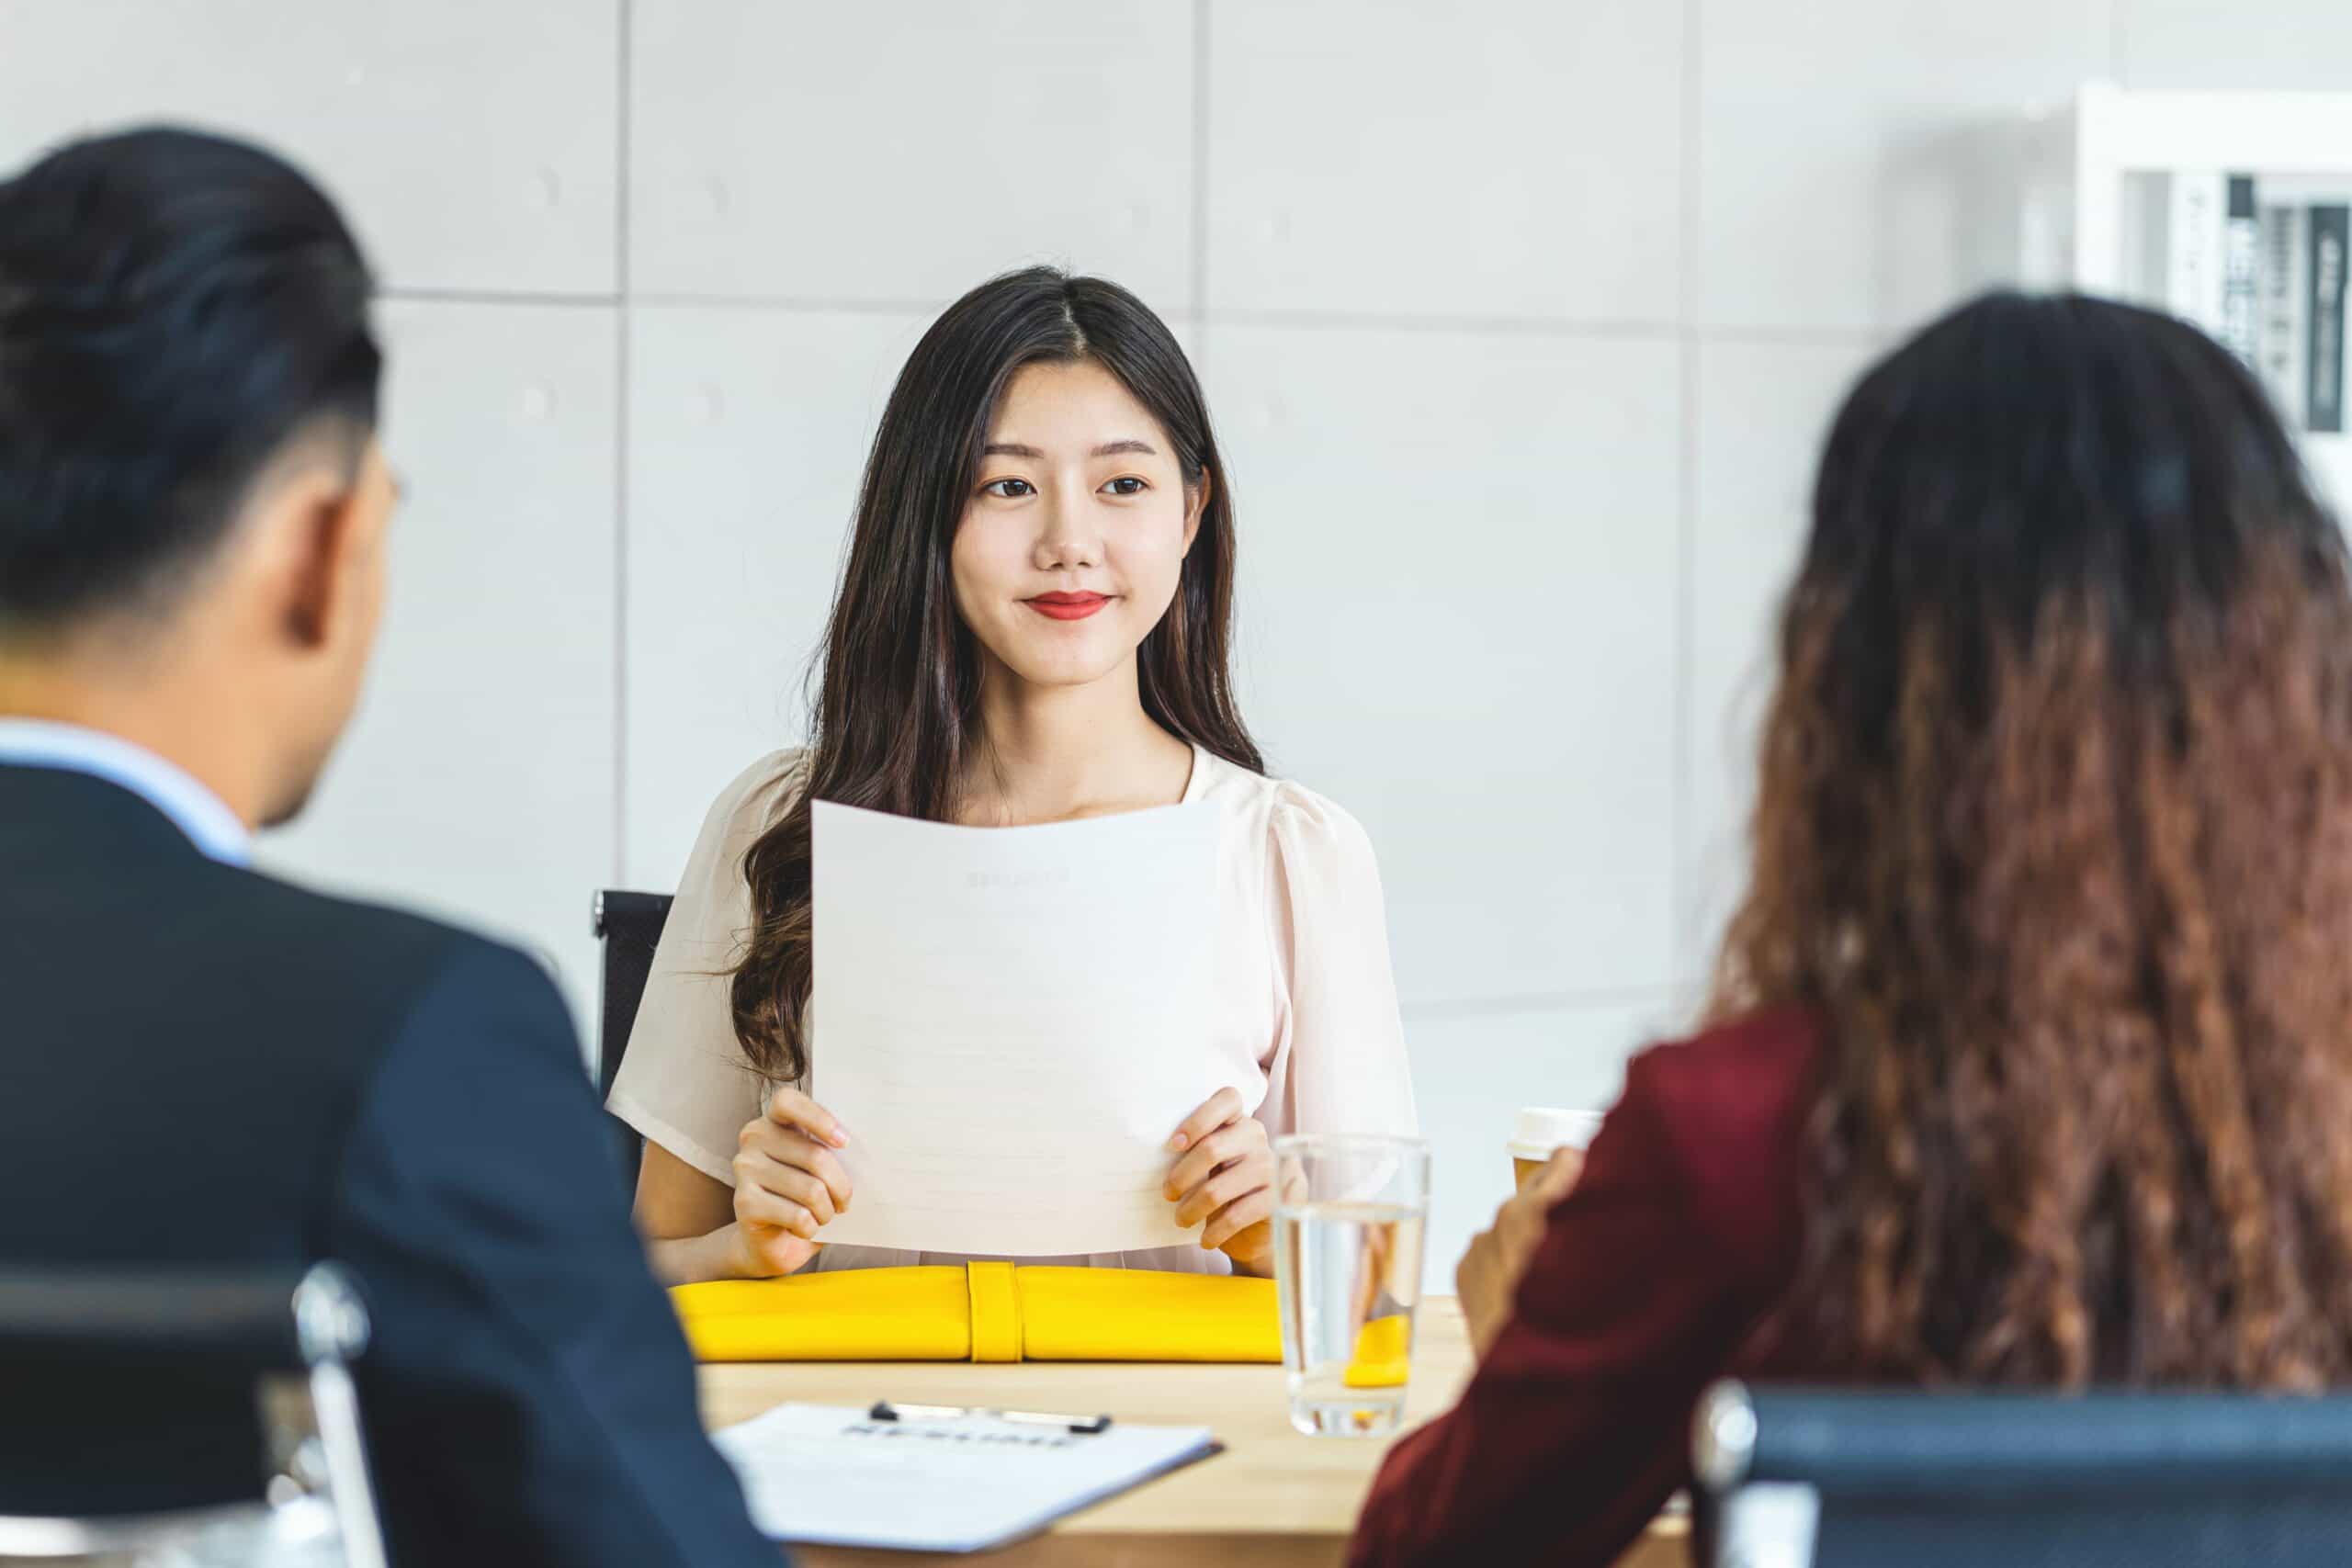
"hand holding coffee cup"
1509,1107,1604,1193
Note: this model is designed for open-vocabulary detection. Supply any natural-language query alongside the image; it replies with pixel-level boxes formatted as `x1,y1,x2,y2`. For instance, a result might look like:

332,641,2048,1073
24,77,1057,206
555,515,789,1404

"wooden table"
696,1298,1688,1566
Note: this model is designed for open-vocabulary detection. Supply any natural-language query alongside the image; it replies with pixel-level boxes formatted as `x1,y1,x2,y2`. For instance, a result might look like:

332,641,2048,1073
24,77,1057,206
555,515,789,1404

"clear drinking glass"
1272,1134,1430,1437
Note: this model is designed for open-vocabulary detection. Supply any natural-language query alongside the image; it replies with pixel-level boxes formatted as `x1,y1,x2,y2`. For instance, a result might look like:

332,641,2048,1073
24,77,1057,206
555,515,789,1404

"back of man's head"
0,126,392,826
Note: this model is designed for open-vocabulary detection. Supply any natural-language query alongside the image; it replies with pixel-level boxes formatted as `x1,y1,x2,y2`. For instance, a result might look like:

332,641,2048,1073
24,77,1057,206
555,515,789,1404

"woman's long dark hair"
1716,291,2352,1387
729,267,1261,1083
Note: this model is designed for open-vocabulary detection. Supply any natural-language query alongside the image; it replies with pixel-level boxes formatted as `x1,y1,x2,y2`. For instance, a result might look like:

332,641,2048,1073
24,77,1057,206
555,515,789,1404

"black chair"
1694,1379,2352,1568
591,889,674,1195
0,1262,386,1566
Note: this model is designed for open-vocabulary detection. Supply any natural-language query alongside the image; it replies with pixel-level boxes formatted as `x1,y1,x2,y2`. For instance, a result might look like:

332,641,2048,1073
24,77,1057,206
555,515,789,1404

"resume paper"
809,797,1227,1257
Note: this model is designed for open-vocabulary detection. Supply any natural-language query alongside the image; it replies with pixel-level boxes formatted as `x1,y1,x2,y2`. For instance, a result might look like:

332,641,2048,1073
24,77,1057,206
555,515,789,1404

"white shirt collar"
0,718,253,866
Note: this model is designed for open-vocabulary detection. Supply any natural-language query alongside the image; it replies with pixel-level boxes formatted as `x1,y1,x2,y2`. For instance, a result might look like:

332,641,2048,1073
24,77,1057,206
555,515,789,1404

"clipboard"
713,1401,1223,1553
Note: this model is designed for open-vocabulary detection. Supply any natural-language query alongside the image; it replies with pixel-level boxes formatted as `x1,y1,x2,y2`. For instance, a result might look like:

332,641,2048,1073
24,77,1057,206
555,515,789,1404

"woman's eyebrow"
980,438,1160,458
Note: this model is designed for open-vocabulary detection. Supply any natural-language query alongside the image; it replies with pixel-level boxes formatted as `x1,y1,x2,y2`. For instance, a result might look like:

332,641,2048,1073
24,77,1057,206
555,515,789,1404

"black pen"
868,1400,1114,1435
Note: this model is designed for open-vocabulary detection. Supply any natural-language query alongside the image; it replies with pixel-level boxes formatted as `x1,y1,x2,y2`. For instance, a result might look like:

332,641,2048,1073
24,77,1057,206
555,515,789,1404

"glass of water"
1272,1133,1430,1437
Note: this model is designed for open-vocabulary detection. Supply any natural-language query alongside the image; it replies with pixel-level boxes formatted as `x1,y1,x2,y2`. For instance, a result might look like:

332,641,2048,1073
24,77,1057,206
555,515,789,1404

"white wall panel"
1697,0,2107,334
2118,1,2352,89
1206,0,1683,323
630,0,1194,307
0,0,619,295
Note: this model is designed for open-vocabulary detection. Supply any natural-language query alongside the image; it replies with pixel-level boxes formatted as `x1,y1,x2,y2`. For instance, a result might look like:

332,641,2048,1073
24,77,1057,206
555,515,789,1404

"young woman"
610,266,1418,1286
1351,292,2352,1565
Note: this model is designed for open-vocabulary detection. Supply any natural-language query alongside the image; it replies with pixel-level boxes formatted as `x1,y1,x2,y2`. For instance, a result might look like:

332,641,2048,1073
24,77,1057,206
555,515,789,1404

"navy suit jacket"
0,762,778,1567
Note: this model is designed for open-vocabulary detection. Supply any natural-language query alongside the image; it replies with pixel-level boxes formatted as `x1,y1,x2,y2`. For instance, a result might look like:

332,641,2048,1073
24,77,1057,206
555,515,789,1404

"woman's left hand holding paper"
1165,1087,1276,1276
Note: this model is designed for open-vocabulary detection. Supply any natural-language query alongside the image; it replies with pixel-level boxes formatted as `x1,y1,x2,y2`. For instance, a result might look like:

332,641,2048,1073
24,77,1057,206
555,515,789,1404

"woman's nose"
1033,489,1102,571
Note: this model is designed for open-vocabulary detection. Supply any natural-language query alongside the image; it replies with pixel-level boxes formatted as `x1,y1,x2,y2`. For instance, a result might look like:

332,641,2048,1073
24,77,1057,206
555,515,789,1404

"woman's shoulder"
1605,1006,1817,1270
1618,1006,1815,1152
1191,750,1377,864
698,747,808,846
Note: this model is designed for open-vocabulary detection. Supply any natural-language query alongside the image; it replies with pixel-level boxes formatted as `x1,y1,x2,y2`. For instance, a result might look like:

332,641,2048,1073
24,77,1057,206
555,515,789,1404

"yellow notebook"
672,1263,1282,1364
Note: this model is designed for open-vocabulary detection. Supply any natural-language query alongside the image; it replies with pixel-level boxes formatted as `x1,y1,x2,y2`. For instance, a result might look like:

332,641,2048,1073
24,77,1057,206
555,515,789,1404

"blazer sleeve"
1347,1052,1769,1568
327,941,779,1568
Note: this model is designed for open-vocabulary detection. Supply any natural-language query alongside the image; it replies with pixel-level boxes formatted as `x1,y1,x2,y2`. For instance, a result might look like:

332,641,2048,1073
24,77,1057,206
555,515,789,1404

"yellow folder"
671,1263,1283,1364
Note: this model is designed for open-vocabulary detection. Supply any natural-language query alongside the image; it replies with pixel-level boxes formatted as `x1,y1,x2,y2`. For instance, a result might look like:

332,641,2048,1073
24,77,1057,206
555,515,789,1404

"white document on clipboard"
809,797,1227,1257
715,1403,1218,1551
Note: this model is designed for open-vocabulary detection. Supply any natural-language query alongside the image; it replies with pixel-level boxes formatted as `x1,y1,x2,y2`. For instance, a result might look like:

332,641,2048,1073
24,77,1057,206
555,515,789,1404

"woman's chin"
995,641,1132,691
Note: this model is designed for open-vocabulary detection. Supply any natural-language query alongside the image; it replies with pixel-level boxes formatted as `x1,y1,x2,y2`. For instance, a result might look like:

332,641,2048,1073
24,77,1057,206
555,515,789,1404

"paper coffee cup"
1509,1107,1604,1190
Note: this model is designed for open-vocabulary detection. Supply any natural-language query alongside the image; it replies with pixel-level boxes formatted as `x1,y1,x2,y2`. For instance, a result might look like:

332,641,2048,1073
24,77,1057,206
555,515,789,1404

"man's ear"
1182,468,1212,558
276,469,362,650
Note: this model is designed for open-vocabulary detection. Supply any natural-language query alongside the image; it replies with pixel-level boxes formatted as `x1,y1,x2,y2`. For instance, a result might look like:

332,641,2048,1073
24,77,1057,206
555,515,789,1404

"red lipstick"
1025,592,1110,622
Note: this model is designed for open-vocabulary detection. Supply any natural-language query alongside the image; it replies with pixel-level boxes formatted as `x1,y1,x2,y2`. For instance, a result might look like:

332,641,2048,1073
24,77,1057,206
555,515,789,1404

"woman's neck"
958,656,1194,826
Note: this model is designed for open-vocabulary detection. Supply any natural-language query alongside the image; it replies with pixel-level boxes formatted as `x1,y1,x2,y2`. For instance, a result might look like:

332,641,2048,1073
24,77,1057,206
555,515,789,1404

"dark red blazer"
1350,1007,1819,1567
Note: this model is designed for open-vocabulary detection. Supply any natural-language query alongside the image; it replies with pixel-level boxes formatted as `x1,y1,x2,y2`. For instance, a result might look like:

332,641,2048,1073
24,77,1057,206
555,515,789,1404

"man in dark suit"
0,128,780,1566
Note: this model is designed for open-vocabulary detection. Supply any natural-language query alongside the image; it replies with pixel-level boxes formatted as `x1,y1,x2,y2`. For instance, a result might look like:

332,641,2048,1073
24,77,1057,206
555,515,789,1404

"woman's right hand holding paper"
723,1087,854,1278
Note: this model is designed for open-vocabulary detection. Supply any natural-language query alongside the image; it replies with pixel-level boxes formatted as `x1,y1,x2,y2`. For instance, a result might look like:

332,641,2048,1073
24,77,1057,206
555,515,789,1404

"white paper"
810,797,1226,1256
715,1403,1216,1551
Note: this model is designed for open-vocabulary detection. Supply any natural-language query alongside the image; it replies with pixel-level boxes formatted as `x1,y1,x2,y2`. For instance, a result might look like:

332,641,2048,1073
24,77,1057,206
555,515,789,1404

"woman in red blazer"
1352,291,2352,1566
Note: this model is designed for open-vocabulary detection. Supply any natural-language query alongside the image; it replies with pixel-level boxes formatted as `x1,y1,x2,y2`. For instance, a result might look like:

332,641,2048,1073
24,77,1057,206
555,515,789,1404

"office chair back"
1695,1380,2352,1568
0,1262,385,1567
591,889,674,1194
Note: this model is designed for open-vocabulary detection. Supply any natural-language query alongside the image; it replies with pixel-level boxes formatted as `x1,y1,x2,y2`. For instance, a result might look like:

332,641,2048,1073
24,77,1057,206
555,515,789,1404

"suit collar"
0,721,251,866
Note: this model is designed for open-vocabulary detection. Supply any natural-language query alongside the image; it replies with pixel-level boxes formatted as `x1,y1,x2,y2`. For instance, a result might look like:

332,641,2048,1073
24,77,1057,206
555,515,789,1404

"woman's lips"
1024,592,1110,622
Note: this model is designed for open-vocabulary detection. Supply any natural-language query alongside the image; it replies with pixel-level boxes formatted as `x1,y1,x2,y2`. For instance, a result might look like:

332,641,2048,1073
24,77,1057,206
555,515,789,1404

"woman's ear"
1182,469,1213,558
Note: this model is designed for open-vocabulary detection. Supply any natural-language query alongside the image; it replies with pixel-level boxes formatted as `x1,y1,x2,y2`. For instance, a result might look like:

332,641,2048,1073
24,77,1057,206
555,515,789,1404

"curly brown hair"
1713,293,2352,1388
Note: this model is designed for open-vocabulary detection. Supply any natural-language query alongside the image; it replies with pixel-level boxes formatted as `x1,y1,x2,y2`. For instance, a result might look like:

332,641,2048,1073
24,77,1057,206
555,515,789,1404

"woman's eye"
1103,476,1148,496
982,478,1035,499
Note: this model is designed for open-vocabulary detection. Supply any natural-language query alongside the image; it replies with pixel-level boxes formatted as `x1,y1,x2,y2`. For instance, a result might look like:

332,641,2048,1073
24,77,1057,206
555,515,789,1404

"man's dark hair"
0,126,379,631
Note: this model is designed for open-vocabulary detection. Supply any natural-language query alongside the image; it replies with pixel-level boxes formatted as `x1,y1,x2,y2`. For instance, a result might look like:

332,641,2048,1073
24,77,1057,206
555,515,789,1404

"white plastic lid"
1507,1106,1606,1159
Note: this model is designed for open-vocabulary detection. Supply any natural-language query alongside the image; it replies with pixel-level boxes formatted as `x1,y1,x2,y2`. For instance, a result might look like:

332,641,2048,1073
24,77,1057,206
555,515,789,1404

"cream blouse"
607,745,1419,1276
